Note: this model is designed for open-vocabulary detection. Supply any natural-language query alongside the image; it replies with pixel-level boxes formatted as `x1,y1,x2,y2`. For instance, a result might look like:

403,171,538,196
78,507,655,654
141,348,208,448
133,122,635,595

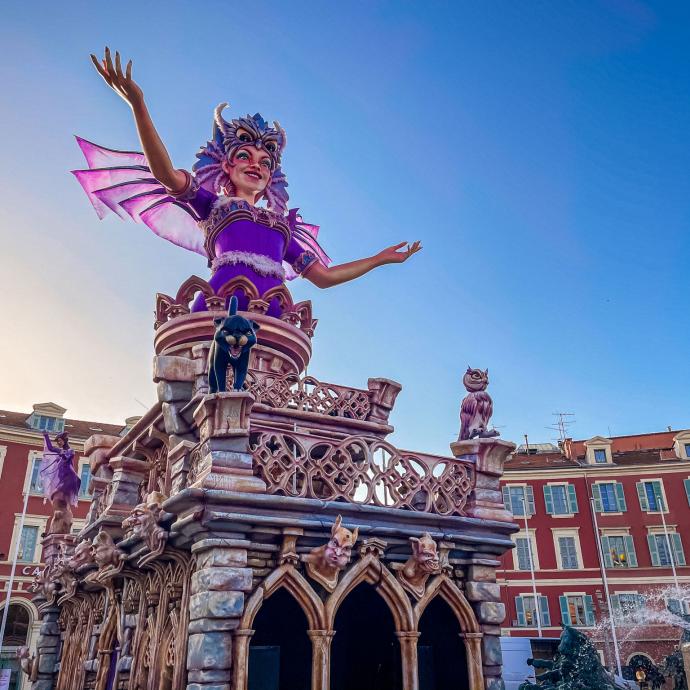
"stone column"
308,630,335,690
186,537,253,690
367,378,402,424
460,632,486,690
103,456,149,517
30,604,61,690
191,392,266,493
450,438,515,522
395,631,420,690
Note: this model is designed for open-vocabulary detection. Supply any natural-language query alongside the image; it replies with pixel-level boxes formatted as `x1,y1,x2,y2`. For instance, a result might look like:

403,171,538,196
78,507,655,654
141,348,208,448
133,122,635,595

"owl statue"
458,367,500,441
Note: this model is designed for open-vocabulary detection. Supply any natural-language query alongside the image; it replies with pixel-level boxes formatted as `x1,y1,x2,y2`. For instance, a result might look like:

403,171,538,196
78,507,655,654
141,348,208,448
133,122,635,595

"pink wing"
72,137,206,257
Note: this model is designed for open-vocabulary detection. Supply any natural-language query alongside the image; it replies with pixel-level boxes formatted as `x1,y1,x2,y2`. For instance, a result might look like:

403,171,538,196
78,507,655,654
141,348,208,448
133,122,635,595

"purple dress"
41,434,81,506
171,181,318,316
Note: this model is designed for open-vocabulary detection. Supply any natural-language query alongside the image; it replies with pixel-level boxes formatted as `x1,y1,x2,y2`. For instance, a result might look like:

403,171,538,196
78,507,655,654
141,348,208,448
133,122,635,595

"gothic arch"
414,576,484,690
241,564,326,631
413,575,480,633
325,554,414,632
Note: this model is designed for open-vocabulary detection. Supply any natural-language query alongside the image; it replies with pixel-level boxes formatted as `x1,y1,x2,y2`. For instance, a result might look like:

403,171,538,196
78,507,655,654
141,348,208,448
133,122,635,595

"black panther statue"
208,296,260,393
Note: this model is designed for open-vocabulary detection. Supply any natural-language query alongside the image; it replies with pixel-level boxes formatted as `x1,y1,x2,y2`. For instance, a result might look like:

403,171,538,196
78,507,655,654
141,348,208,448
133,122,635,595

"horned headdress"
193,103,289,215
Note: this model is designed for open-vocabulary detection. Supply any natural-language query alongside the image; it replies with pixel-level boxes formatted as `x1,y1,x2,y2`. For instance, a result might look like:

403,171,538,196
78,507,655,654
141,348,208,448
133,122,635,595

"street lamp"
635,667,648,690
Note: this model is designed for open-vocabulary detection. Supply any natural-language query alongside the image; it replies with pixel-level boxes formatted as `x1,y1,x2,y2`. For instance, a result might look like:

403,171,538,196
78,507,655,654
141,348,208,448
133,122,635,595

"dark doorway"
249,588,311,690
418,597,468,690
331,583,401,690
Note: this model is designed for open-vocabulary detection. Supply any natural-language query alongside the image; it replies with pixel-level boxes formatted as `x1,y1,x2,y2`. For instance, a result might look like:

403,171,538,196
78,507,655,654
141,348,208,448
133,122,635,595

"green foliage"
518,626,617,690
663,649,688,690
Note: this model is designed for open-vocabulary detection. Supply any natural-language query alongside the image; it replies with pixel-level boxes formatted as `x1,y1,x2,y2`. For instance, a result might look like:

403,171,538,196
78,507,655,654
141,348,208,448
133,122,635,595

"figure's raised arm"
90,47,187,193
304,241,422,289
42,432,56,453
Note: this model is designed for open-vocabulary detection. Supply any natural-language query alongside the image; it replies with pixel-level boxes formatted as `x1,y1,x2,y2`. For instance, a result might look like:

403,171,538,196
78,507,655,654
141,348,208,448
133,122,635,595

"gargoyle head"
92,531,121,569
410,533,440,574
323,515,359,570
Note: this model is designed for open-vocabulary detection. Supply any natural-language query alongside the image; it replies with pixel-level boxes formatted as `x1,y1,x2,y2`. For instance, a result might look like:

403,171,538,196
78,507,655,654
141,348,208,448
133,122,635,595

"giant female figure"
73,49,421,315
41,431,81,534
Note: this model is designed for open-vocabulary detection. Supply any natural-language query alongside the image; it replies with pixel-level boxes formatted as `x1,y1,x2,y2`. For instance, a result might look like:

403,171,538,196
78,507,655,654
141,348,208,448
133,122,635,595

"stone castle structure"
26,275,518,690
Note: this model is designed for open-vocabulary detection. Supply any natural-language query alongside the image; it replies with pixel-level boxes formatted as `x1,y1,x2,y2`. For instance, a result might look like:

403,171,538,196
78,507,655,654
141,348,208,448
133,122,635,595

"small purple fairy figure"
72,48,422,318
41,431,81,534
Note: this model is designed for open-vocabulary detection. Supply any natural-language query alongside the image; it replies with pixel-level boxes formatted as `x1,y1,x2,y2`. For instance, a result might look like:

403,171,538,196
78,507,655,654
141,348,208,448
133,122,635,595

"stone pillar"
187,537,253,690
168,440,196,494
367,378,402,424
460,633,486,690
395,631,420,690
308,630,335,690
103,456,149,517
30,604,61,690
191,393,266,493
450,438,515,522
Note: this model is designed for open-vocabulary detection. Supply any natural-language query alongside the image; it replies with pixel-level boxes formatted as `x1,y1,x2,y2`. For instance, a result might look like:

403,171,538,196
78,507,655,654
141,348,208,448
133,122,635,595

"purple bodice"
177,185,317,316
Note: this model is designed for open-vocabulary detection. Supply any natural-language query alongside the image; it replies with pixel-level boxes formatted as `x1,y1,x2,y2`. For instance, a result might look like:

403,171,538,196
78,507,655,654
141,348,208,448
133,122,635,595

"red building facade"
0,404,126,690
499,427,690,671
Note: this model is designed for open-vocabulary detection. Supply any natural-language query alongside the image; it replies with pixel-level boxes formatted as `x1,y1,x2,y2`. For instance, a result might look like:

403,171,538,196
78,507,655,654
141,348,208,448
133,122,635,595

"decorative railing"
250,432,474,516
155,275,317,337
240,371,372,420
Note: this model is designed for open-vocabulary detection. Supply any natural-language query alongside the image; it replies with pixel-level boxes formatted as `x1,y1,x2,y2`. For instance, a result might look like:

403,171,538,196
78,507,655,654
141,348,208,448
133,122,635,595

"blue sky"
0,1,688,455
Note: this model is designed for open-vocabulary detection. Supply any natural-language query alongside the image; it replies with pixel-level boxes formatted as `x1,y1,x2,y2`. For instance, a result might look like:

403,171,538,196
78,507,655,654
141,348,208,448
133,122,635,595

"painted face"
56,436,65,449
223,145,272,200
324,535,353,569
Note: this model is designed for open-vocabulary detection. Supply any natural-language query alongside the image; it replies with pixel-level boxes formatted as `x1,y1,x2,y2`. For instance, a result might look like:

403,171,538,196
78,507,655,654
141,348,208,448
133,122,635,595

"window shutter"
624,535,638,567
559,596,571,625
648,534,660,566
539,596,551,627
515,597,526,626
502,486,511,512
525,486,536,516
684,479,690,507
637,482,649,511
584,595,596,626
567,484,578,514
592,484,603,512
600,536,613,568
672,533,686,566
610,594,620,613
543,486,554,515
614,483,627,512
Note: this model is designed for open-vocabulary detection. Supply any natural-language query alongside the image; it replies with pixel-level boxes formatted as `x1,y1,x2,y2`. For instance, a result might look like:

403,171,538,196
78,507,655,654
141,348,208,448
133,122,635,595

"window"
17,525,39,562
648,533,686,567
612,593,644,615
637,480,665,512
559,595,595,627
503,485,535,516
28,414,64,433
594,449,608,464
592,482,626,513
515,595,551,627
29,456,43,494
558,536,580,569
684,479,690,507
601,535,637,568
667,598,690,616
79,464,91,498
685,443,690,458
0,604,30,647
515,536,535,571
544,484,578,516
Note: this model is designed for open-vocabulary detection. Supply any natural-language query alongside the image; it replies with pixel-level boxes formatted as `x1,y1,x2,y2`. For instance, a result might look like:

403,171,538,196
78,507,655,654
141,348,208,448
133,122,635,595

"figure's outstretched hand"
376,240,422,265
90,47,144,109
